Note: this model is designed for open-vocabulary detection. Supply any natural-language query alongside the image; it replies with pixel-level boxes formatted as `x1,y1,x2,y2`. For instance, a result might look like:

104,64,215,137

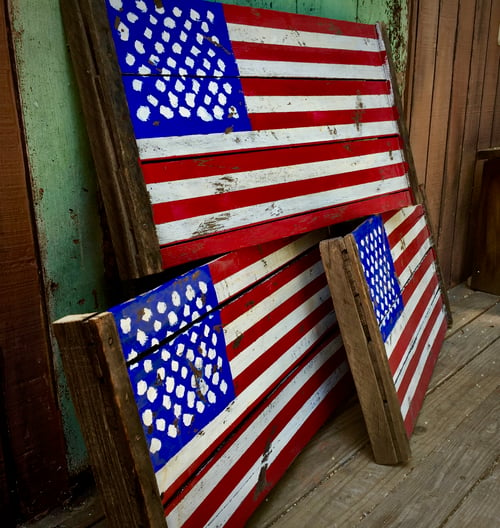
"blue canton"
105,0,251,138
352,215,404,342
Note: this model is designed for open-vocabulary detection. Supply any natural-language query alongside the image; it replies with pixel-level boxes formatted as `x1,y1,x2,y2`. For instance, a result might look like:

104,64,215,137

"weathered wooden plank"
438,0,480,285
0,2,69,518
267,331,500,528
53,314,166,528
359,388,499,527
443,458,500,528
60,0,163,279
319,238,403,465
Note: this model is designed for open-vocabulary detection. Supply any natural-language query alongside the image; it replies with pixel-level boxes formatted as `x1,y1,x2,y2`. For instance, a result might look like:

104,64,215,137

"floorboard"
19,284,500,528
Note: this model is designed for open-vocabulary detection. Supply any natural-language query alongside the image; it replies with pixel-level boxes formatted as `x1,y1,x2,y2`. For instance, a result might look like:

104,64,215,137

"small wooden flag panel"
77,0,413,271
321,205,447,463
105,232,352,518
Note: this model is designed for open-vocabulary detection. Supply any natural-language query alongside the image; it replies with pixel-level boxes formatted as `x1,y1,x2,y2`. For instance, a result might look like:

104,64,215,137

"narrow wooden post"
53,313,166,528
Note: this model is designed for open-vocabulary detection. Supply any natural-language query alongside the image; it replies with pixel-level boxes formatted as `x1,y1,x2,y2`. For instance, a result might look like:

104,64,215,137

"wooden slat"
319,238,407,465
60,0,162,279
53,314,165,528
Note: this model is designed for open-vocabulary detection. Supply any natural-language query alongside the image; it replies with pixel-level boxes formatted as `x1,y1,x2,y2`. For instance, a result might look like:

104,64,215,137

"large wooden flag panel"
62,0,414,278
54,232,353,527
320,205,448,464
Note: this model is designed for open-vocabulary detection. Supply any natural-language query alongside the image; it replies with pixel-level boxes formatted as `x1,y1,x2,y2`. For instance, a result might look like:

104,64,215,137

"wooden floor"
21,284,499,528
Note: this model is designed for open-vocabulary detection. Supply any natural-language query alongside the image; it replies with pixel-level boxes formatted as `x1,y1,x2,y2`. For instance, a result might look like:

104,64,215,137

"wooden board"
53,232,353,527
61,0,416,278
320,205,449,464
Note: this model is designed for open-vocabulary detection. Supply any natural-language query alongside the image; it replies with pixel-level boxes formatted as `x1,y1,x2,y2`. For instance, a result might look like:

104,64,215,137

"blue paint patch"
128,311,235,472
352,215,403,342
105,0,251,138
110,263,218,362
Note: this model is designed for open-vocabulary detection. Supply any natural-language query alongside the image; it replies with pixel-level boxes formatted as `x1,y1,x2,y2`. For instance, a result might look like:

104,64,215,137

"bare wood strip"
319,238,403,465
60,0,162,279
53,314,165,528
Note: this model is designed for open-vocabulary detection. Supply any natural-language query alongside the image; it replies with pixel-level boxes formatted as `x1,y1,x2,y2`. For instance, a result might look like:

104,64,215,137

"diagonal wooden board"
320,205,449,464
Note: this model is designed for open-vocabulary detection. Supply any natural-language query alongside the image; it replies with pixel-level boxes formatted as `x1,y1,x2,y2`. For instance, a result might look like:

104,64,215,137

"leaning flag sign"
102,0,413,269
320,204,448,463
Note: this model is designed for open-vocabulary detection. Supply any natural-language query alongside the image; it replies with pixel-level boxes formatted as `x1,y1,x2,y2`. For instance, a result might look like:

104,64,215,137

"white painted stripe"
229,285,333,380
236,59,388,79
213,231,324,303
393,282,440,388
390,215,427,263
147,150,404,204
213,231,324,302
165,337,346,527
385,258,436,361
156,320,341,494
154,175,410,245
397,238,432,289
400,302,446,419
223,260,325,346
227,23,381,53
244,94,392,114
137,120,400,160
383,205,418,238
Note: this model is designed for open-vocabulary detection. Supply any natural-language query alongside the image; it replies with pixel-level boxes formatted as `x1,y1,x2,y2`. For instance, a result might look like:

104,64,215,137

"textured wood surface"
0,2,69,519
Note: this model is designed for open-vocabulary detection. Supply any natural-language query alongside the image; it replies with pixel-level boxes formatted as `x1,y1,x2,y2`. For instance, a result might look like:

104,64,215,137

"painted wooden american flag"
108,231,353,526
352,205,448,436
104,0,413,268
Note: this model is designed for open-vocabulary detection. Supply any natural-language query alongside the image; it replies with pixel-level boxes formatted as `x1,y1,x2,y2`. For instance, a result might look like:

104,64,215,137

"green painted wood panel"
10,0,408,474
9,0,110,474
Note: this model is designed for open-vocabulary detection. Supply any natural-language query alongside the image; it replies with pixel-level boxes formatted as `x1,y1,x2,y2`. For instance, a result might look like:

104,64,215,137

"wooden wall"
406,0,500,288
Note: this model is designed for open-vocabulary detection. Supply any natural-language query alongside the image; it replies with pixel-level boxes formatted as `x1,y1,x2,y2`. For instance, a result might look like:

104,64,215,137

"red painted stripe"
403,316,447,436
388,264,439,376
208,236,304,291
385,205,424,248
141,136,403,183
392,224,431,279
248,107,398,131
396,296,445,413
160,191,413,269
232,302,336,395
220,248,323,330
240,78,391,97
230,366,353,527
223,3,378,39
400,250,435,305
151,162,408,225
231,41,384,66
165,339,350,525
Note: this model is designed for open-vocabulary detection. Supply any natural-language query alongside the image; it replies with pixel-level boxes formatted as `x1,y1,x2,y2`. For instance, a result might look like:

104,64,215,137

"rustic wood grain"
53,314,165,528
319,238,403,465
0,2,69,519
470,159,500,295
60,0,162,280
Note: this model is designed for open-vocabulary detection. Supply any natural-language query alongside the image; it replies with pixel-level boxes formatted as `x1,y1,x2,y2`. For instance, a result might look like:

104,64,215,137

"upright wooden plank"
406,0,440,187
319,238,404,464
0,2,69,519
421,0,459,244
437,0,479,284
53,314,165,528
60,0,162,279
450,0,493,284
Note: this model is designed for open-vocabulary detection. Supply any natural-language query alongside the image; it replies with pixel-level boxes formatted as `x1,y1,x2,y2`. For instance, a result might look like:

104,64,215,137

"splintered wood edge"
319,239,402,465
53,313,166,527
61,0,163,279
344,235,411,463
